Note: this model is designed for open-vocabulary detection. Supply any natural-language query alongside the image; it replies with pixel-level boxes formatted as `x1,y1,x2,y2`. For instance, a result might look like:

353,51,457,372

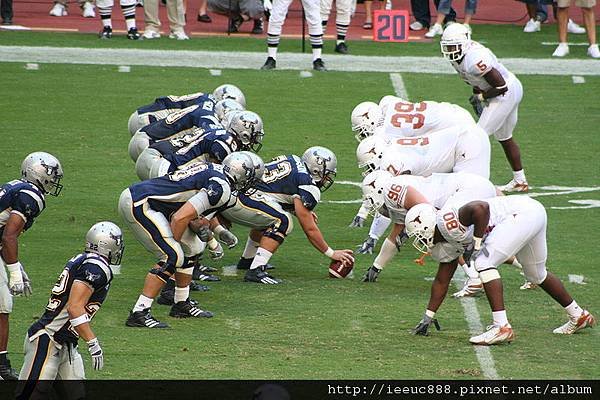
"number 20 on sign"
373,10,409,42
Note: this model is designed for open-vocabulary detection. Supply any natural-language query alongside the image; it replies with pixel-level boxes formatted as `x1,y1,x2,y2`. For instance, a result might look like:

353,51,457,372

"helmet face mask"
85,221,125,267
227,111,264,153
361,170,391,217
440,23,471,62
405,204,438,254
351,102,382,142
301,146,337,192
237,151,264,195
222,152,258,194
356,136,384,176
21,152,64,196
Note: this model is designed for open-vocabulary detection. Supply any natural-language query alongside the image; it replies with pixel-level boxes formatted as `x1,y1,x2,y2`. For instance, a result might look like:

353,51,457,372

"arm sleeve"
297,184,320,211
188,178,232,217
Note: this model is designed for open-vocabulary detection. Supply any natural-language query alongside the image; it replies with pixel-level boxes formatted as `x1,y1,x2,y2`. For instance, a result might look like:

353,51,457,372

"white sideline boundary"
2,45,600,75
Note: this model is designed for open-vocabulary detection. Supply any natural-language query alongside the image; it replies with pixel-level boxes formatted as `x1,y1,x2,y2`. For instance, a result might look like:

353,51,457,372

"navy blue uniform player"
241,148,354,284
1,152,63,380
119,154,258,328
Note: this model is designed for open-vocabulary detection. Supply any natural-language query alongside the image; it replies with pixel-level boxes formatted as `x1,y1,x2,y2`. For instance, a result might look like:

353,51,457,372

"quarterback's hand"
356,237,377,254
362,265,381,282
331,249,355,265
349,215,365,228
208,240,224,260
468,94,487,118
411,314,441,336
87,338,104,370
217,228,238,249
6,262,25,296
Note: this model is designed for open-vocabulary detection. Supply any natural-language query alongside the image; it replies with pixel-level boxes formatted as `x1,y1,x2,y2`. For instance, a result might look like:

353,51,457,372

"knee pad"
176,267,194,276
263,228,286,244
148,261,176,282
479,268,501,283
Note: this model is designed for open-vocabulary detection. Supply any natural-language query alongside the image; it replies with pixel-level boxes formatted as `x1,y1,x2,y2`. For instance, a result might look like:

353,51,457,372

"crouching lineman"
16,222,123,396
119,153,259,328
127,83,245,136
1,152,63,380
236,147,354,284
406,196,596,344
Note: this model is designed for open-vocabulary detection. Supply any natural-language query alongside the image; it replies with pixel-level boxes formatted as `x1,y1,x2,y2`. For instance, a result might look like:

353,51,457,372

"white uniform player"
441,23,528,192
407,196,596,343
320,0,354,54
261,0,326,71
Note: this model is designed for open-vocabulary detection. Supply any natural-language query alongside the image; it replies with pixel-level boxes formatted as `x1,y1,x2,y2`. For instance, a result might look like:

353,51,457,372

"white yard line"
541,42,590,46
389,73,409,99
2,46,600,75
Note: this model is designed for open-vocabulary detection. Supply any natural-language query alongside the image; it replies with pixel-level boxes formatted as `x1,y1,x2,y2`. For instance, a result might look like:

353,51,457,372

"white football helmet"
85,221,125,267
21,152,64,196
227,110,265,152
238,151,265,193
356,136,385,176
405,203,438,253
302,146,337,192
213,84,246,108
440,23,471,61
222,152,257,193
214,99,245,124
361,169,393,216
351,101,382,142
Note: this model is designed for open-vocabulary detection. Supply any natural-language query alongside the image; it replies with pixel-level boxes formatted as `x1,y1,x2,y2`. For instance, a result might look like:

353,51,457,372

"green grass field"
1,31,599,380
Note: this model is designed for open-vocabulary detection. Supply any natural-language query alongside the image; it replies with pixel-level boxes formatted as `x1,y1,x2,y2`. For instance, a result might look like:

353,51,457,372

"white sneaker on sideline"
470,324,514,345
553,310,596,334
169,31,189,40
552,43,569,57
567,19,585,34
49,3,67,16
82,2,95,18
588,44,600,59
523,18,540,33
424,23,443,38
142,30,161,39
410,21,424,31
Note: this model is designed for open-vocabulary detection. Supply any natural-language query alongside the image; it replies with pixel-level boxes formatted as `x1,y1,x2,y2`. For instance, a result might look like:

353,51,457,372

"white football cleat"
169,31,190,40
142,30,161,39
498,178,529,193
470,324,514,345
552,43,569,57
49,3,67,16
553,310,596,334
82,2,95,18
453,277,484,298
523,18,541,33
567,19,585,34
410,21,424,31
425,23,443,38
588,44,600,59
519,280,537,290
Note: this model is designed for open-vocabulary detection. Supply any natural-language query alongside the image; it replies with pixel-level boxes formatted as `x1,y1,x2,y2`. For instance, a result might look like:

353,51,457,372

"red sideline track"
0,0,597,41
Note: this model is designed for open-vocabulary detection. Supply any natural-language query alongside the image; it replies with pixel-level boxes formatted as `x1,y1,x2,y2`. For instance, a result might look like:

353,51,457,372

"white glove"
87,338,104,370
217,229,238,249
207,238,224,260
20,265,33,297
349,215,365,228
6,262,25,296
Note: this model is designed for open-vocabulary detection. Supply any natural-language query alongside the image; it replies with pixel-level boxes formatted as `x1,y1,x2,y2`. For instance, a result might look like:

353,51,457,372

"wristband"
208,238,219,250
324,247,334,258
213,225,226,235
425,309,436,319
6,261,22,273
473,236,483,251
70,314,91,327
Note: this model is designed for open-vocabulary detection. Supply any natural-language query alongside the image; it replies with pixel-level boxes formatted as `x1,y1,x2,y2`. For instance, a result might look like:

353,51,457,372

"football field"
1,29,599,380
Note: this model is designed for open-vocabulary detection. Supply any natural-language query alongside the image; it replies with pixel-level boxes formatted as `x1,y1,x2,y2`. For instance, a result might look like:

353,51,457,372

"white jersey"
382,172,496,225
379,129,459,177
449,41,514,92
377,99,476,138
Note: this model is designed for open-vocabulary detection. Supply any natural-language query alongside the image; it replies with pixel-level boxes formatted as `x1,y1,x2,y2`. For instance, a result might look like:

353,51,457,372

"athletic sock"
513,169,526,182
250,248,273,270
122,4,136,29
565,300,583,319
267,34,279,59
309,34,323,61
174,286,189,303
98,7,112,28
241,238,260,259
336,23,349,44
492,310,509,326
133,294,154,312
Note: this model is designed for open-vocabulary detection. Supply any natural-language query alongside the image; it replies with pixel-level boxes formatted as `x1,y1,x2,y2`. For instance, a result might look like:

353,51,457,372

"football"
328,259,354,279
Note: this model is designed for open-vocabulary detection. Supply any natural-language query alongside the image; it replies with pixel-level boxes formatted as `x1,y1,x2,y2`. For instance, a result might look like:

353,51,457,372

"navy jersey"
137,92,216,116
28,253,113,345
140,104,221,143
255,155,321,211
129,162,232,218
0,179,46,237
152,128,238,169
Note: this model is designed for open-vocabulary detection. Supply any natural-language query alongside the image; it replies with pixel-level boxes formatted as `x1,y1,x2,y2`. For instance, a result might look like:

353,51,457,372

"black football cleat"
261,57,276,70
169,299,214,318
227,15,243,33
244,265,281,284
334,42,349,54
194,273,220,282
193,264,218,279
189,280,210,292
125,308,169,328
312,58,327,71
127,27,141,40
0,360,18,380
99,26,113,39
251,19,264,34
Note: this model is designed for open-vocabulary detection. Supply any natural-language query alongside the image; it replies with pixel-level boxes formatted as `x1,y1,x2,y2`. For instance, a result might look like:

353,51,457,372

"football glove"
362,265,381,282
195,225,211,243
217,228,238,249
6,262,25,296
356,237,377,254
468,94,487,118
349,215,365,228
21,265,33,297
395,231,409,250
412,314,441,336
87,338,104,370
207,240,224,260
